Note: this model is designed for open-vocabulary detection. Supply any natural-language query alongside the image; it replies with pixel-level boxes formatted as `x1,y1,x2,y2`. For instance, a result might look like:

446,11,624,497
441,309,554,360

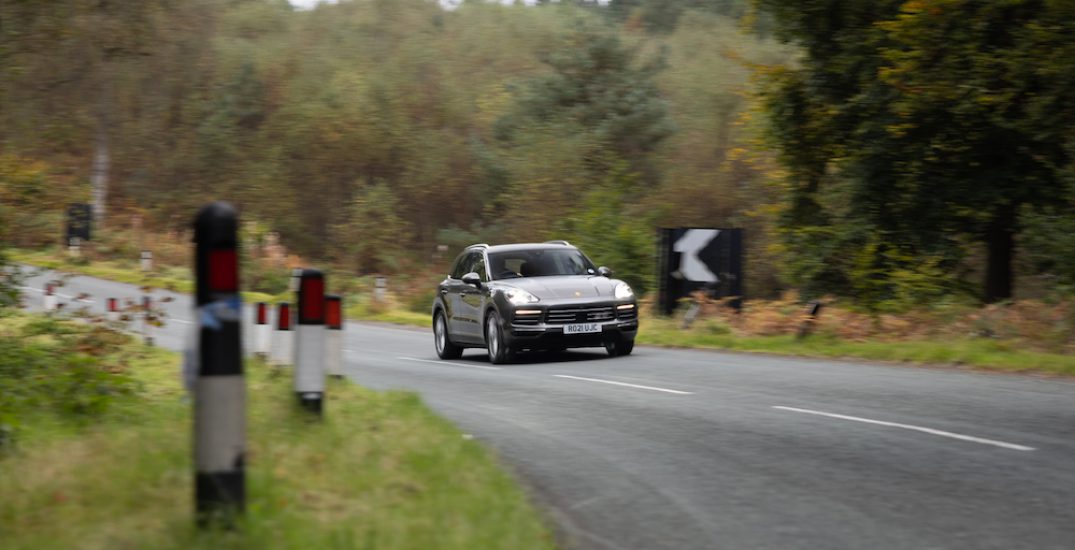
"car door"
458,252,488,342
442,253,471,340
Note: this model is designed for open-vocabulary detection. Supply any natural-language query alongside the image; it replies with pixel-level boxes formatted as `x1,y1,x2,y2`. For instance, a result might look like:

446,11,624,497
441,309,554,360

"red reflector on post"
256,302,267,325
325,296,342,330
208,249,239,292
277,303,291,331
108,298,117,312
45,283,54,296
299,276,325,324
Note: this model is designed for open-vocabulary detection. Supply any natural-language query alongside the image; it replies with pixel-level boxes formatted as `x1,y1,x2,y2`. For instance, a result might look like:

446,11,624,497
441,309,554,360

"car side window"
473,253,489,282
449,253,469,280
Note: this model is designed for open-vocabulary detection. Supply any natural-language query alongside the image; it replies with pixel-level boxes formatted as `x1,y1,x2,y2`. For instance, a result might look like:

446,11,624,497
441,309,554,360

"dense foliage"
760,0,1075,308
1,0,788,295
0,317,137,448
1,0,1072,307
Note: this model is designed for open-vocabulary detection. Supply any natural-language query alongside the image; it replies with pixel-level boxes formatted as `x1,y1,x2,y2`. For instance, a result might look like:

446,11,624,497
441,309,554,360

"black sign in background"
657,228,743,315
66,203,92,245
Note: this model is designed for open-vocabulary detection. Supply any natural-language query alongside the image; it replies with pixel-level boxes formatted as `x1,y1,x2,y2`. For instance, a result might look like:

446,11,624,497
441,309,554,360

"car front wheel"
485,311,513,364
434,311,462,359
604,336,634,357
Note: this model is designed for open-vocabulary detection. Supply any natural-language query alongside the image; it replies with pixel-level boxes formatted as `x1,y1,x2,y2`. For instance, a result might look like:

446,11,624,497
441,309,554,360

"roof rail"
467,243,490,249
544,240,571,246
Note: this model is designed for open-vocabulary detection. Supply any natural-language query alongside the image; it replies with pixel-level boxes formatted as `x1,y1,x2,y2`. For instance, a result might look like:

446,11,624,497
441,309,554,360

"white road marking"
554,375,693,395
772,406,1036,451
397,356,501,371
171,319,194,325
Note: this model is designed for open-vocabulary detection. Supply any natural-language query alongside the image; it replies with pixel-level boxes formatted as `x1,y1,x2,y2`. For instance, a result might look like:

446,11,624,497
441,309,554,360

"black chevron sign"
657,228,743,315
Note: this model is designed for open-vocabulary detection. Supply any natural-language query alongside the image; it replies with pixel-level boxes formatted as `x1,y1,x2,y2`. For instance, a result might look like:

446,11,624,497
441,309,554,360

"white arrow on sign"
673,229,720,283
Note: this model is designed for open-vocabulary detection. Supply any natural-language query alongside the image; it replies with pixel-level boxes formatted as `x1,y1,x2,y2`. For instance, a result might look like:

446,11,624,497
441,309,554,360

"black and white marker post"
44,283,57,312
192,202,245,527
142,295,154,346
253,302,270,359
325,295,343,379
106,297,119,322
270,302,292,366
294,269,326,416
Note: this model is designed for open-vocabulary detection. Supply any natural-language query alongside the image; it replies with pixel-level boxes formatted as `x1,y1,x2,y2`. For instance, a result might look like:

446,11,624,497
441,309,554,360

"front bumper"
504,317,638,351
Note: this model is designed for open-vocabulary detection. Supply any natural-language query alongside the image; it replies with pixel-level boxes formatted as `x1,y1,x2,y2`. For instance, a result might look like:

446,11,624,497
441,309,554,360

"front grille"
617,307,638,321
546,305,615,324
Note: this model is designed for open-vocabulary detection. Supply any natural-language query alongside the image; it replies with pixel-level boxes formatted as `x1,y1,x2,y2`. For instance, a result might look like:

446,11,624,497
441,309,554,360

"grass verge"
638,317,1075,376
0,312,556,549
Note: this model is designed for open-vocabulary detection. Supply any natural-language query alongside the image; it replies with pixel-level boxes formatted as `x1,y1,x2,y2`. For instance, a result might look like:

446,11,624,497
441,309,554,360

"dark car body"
431,242,639,363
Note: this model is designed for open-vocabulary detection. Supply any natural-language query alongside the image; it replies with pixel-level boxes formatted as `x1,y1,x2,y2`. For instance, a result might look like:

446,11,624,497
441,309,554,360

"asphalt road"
18,268,1075,550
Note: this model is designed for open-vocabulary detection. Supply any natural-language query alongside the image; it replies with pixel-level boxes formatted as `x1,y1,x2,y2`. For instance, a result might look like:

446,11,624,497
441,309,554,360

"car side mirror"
462,272,483,288
597,266,612,278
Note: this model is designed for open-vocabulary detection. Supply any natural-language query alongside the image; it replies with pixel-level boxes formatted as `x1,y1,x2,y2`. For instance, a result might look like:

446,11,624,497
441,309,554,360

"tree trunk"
91,124,109,227
984,204,1016,303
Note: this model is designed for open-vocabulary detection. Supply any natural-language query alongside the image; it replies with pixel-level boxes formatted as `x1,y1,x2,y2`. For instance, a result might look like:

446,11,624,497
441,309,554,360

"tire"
434,311,462,359
604,336,634,357
485,310,513,364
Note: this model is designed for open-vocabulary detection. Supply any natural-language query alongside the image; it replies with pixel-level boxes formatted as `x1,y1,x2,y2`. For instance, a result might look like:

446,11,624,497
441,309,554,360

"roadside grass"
638,317,1075,376
0,312,556,549
344,293,429,328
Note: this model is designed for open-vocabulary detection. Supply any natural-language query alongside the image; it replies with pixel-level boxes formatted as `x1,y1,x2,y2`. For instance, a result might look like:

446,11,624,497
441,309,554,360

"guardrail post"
270,302,292,366
325,295,343,379
192,201,245,527
294,269,326,416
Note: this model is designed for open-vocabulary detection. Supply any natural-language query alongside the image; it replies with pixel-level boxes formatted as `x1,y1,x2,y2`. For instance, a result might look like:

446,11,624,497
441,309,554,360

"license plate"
564,323,600,335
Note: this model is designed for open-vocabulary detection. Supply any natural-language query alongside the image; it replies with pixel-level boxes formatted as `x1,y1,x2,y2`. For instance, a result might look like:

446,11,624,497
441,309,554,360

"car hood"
498,276,621,300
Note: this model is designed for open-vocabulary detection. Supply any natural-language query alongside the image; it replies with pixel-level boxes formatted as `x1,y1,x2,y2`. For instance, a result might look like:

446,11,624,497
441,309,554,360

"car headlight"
504,288,539,305
614,282,633,299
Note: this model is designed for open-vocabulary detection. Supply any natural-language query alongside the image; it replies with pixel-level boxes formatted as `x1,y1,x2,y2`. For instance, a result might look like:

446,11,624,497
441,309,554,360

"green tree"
331,182,413,275
759,0,1075,304
494,17,674,183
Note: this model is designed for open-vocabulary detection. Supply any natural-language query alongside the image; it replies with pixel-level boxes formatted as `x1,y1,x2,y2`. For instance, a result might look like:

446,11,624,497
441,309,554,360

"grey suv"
432,241,639,363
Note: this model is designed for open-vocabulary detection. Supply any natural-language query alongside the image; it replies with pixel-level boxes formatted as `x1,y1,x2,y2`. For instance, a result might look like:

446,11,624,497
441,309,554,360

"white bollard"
106,297,120,322
374,276,387,303
44,283,58,312
270,303,293,366
325,295,343,379
141,250,153,272
253,302,271,359
294,269,326,415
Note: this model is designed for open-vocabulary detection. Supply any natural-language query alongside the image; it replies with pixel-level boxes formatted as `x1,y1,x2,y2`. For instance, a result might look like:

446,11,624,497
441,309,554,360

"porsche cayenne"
431,241,639,363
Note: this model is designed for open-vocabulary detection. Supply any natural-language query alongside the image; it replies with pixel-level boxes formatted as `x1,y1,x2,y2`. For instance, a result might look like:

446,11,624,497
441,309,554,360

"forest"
2,0,1073,311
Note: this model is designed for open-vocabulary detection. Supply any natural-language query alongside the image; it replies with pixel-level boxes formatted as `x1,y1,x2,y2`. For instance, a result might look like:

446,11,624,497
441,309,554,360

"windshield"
488,248,597,279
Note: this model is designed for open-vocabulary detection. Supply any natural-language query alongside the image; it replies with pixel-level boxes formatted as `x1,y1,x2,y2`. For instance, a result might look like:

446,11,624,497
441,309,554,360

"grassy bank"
0,312,556,549
638,317,1075,376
